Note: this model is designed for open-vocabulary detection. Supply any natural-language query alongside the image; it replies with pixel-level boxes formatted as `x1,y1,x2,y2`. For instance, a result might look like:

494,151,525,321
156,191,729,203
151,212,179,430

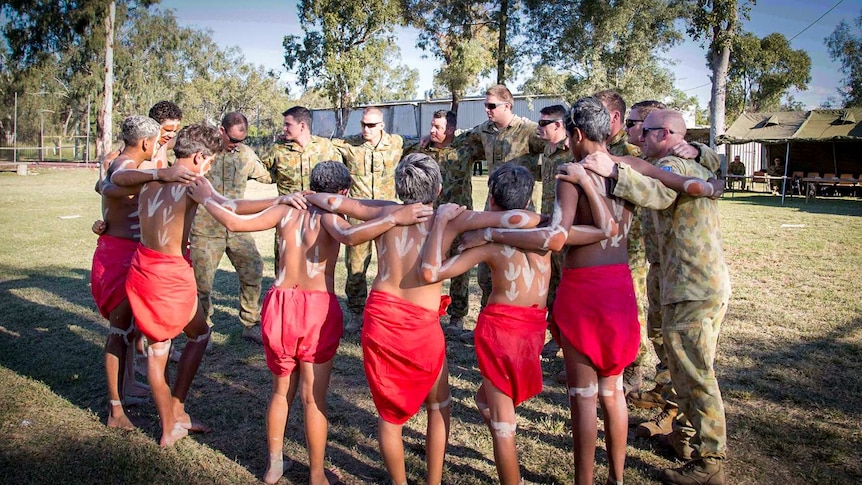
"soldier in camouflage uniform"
404,110,473,330
331,107,404,329
595,90,648,397
591,109,731,485
536,105,573,314
190,112,272,344
263,106,343,272
455,85,545,309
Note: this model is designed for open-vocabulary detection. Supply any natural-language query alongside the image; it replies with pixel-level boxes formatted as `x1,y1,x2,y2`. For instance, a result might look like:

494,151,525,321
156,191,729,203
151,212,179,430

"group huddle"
91,86,730,485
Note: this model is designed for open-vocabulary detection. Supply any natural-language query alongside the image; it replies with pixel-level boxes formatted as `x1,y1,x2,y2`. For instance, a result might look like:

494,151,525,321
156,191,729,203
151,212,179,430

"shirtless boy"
304,154,541,485
92,115,195,430
186,161,431,484
119,122,220,446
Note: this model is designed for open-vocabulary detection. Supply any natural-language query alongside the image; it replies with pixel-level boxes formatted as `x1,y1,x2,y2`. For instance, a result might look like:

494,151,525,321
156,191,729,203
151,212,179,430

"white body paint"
568,382,599,398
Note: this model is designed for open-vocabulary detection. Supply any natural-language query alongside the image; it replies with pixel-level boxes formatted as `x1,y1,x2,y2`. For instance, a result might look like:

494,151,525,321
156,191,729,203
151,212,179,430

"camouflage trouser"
189,234,262,329
647,263,672,388
345,237,373,315
628,246,649,366
662,297,729,459
446,236,469,319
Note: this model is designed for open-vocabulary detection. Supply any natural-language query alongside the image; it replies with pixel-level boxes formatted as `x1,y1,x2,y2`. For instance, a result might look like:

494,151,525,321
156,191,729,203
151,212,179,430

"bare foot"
160,422,188,447
176,412,212,433
123,380,150,397
106,405,135,431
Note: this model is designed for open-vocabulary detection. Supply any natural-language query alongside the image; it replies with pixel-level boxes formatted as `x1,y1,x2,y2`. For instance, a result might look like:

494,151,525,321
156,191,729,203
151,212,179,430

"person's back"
272,204,341,293
566,170,632,269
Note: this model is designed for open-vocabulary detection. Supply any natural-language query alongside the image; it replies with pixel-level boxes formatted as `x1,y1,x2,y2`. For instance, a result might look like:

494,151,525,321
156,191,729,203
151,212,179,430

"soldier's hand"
556,162,588,185
392,203,434,226
92,220,106,235
157,164,197,184
670,142,699,160
707,177,725,199
580,152,616,178
187,177,213,203
278,192,308,210
436,203,466,222
457,229,488,251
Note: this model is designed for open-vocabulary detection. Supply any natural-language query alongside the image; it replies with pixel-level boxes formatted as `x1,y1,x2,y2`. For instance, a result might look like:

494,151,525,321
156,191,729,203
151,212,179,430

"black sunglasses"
484,102,507,110
625,119,643,128
537,119,561,127
361,122,382,128
225,132,247,144
642,126,674,135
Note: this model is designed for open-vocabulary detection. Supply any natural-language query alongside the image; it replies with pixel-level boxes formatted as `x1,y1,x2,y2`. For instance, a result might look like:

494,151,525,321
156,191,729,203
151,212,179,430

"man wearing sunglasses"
190,112,273,346
331,107,404,331
584,109,731,485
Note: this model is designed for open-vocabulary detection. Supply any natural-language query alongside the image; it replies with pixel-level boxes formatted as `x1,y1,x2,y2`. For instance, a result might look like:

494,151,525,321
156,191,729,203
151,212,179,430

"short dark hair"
432,110,456,130
310,161,351,193
174,123,222,158
395,153,441,204
594,90,626,117
488,163,534,210
565,96,611,143
540,104,567,119
283,106,312,129
148,101,182,124
221,111,248,130
630,100,665,118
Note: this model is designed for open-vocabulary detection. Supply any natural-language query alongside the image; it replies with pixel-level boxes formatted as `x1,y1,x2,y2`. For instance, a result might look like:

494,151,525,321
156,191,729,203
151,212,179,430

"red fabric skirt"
261,286,343,376
551,264,640,377
361,290,448,424
475,303,548,406
126,245,197,342
90,234,139,318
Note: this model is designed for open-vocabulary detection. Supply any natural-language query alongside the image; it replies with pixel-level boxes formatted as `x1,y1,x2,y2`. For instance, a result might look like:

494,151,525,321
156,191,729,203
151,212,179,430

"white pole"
781,142,789,205
13,92,17,164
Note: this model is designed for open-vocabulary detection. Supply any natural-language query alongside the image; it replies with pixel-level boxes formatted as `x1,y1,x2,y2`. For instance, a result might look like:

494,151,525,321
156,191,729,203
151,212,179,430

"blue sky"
160,0,860,109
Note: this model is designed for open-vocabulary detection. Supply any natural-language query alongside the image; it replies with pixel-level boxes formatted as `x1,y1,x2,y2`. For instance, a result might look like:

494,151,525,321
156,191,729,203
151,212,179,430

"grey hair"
565,96,611,143
121,115,160,146
310,161,351,193
395,153,441,204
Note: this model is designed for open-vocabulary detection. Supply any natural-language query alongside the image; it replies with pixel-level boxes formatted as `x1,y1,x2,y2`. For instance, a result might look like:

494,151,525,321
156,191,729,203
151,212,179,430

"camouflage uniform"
263,135,343,272
613,157,731,460
332,132,403,315
190,144,272,330
404,140,473,319
457,116,545,308
607,132,649,381
539,140,573,312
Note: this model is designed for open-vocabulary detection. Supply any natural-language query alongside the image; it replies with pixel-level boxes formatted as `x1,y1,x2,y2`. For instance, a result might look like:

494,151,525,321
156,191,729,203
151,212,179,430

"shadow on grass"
724,192,862,217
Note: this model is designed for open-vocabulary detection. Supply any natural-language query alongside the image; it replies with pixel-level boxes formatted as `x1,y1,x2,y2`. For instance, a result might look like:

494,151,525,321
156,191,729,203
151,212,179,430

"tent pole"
833,143,837,174
781,142,789,205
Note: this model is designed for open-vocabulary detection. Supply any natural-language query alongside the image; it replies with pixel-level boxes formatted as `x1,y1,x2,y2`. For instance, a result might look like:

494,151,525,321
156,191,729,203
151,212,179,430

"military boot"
628,383,667,409
636,403,678,438
660,457,725,485
622,364,643,395
658,428,695,461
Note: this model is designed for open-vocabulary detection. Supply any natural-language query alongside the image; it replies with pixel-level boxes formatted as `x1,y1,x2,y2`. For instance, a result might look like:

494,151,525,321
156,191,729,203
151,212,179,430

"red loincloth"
261,286,344,376
361,290,448,424
475,303,548,406
551,264,640,377
126,244,198,342
91,234,139,318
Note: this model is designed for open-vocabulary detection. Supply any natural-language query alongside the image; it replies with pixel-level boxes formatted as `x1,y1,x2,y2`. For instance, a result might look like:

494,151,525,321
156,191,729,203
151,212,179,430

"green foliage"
727,32,811,116
825,9,862,108
282,0,417,133
521,0,685,105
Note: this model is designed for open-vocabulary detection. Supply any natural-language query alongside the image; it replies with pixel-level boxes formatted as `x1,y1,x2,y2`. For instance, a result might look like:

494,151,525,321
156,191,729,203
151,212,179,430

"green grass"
1,168,861,484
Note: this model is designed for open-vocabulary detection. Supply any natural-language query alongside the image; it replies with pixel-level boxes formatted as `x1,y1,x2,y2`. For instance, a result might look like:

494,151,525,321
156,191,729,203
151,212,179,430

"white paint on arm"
501,210,532,228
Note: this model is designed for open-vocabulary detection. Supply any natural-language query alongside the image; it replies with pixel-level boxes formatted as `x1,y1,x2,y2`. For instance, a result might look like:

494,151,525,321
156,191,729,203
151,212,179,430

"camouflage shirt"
607,130,645,257
192,144,272,238
264,135,342,195
333,132,403,201
613,157,731,305
457,115,545,180
539,140,573,216
404,140,473,209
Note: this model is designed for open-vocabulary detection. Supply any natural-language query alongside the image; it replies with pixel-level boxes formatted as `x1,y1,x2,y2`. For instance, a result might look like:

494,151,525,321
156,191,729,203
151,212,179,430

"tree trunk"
496,0,508,85
450,88,462,115
708,2,736,149
96,1,115,157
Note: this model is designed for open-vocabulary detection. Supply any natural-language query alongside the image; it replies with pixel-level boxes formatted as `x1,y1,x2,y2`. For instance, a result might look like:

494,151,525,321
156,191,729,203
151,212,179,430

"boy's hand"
707,177,725,199
580,151,616,177
457,229,488,251
278,192,309,210
157,164,197,183
392,203,434,225
435,203,466,222
556,162,588,184
92,220,106,235
186,177,213,203
670,142,699,160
